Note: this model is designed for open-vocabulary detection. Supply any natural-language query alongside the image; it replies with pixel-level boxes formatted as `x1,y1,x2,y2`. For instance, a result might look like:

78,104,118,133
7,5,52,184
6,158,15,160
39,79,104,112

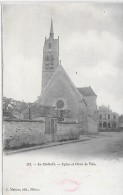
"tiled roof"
77,86,97,97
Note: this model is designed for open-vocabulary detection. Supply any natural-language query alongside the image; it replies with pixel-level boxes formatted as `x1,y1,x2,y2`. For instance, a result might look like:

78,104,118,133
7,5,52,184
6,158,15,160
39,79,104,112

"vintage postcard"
2,1,123,195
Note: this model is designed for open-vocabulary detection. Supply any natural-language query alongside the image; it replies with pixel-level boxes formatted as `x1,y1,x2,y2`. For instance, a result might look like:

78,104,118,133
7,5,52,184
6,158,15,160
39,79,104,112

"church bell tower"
42,19,59,92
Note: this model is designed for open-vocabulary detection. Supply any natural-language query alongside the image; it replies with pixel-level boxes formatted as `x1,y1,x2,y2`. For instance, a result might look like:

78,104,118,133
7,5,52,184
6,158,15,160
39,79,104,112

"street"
3,132,123,195
4,131,123,159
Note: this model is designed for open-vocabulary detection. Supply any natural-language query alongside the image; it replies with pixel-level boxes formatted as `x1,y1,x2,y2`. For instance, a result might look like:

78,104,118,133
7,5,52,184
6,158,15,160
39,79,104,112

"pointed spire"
50,18,54,38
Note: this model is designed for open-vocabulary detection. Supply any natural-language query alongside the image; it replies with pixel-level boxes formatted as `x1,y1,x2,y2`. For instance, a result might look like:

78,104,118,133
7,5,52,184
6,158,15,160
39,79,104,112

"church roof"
77,86,97,97
39,65,85,103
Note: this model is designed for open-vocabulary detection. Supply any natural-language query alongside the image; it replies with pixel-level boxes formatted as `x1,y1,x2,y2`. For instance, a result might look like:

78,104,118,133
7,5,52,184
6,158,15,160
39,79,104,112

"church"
37,19,98,133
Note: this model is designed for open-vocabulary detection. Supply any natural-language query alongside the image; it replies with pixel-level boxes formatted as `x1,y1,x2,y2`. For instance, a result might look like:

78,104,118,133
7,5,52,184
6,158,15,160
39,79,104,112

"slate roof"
77,86,97,97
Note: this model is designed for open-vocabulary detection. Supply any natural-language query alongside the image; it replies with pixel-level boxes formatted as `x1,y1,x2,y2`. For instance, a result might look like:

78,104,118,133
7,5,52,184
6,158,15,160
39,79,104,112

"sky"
2,2,123,114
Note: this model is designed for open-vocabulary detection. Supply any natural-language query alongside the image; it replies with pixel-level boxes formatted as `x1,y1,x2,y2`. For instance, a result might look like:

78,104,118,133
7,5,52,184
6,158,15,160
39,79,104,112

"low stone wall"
3,121,45,140
3,120,46,150
4,134,53,150
3,120,81,150
57,122,80,134
56,122,81,141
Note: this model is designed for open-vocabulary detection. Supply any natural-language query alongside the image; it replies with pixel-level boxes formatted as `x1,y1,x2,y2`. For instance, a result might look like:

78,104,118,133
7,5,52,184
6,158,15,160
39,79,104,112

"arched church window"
49,43,51,49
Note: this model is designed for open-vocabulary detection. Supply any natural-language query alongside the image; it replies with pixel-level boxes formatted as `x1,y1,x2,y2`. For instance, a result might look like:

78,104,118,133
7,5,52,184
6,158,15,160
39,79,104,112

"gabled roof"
39,65,84,103
78,86,97,97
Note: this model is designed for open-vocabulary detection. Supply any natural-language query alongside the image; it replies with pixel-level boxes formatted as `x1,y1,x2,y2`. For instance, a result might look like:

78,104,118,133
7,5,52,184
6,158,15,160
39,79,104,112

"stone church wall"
40,75,85,121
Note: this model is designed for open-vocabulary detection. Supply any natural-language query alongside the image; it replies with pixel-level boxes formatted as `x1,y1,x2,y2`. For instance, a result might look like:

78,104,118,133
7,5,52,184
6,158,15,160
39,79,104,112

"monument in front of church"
37,19,98,134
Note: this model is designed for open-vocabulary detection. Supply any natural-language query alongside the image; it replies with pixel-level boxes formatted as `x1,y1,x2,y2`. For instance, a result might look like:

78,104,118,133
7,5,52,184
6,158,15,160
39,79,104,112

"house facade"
98,106,119,131
119,115,123,130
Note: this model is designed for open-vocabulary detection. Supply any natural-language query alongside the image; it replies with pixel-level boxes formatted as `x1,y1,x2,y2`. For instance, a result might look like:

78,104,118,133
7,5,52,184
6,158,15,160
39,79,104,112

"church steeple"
42,19,59,92
50,19,54,38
